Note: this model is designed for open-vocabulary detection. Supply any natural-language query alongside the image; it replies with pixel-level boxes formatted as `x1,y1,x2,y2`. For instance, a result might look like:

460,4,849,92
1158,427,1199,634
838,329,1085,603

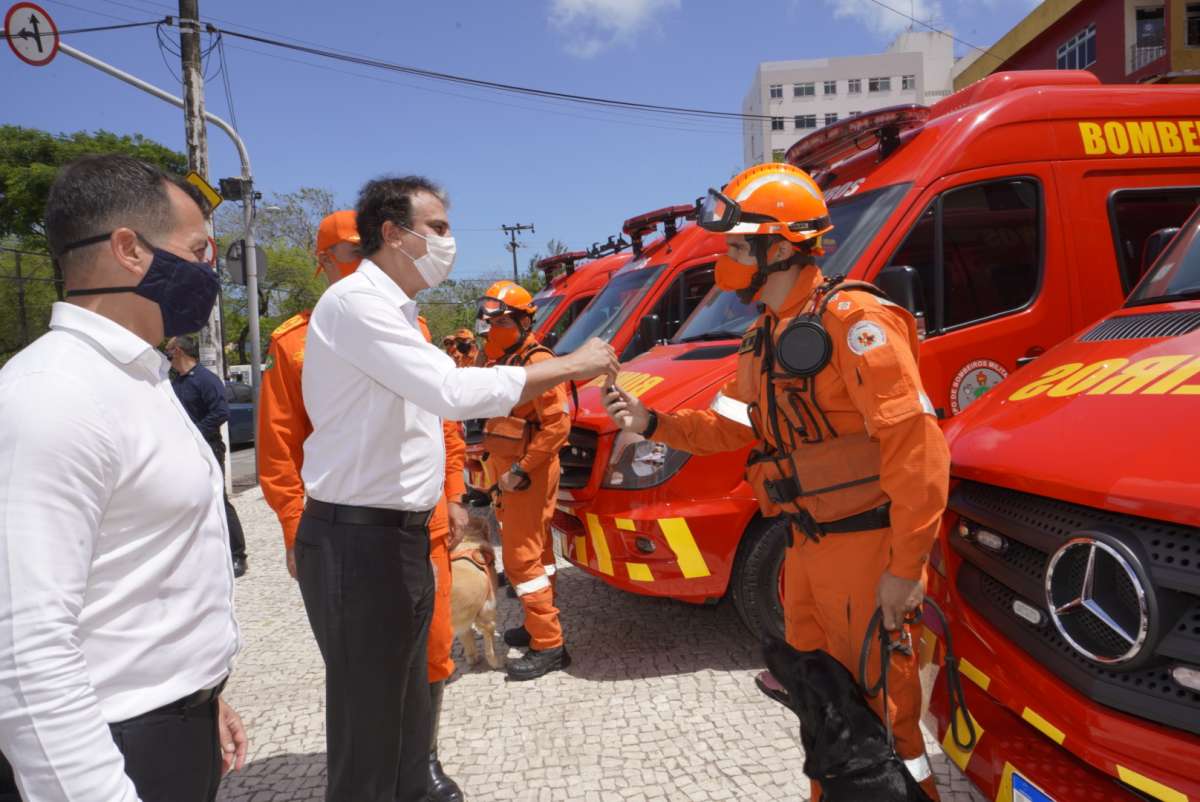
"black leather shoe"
503,626,531,648
232,557,247,578
506,646,571,681
427,752,463,802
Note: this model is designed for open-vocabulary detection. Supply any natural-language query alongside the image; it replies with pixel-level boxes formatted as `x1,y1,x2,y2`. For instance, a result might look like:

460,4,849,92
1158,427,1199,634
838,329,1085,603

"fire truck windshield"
673,183,913,344
1127,207,1200,307
532,294,563,328
553,263,665,355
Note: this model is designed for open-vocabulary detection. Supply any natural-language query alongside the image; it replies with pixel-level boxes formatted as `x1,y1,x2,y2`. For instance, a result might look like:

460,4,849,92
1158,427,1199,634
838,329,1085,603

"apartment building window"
769,84,783,99
849,110,861,117
848,78,862,94
823,80,837,95
1189,4,1200,46
1057,23,1096,69
794,114,817,130
824,113,839,126
794,82,815,97
772,149,786,163
902,74,916,90
771,117,785,131
869,76,891,92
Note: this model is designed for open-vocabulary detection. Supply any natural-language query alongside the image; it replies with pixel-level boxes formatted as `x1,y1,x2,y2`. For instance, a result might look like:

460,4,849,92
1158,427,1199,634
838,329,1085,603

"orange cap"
316,210,360,254
454,328,475,341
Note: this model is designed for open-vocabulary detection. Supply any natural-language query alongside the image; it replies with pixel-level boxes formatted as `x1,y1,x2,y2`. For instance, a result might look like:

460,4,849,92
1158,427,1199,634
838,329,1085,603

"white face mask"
401,226,457,289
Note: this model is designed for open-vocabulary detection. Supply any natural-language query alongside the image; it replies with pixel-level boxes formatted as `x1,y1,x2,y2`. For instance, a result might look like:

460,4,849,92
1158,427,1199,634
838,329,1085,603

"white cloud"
549,0,682,58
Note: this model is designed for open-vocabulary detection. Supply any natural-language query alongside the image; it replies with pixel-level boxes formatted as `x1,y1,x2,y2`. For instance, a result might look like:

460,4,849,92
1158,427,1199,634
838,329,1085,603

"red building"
954,0,1200,88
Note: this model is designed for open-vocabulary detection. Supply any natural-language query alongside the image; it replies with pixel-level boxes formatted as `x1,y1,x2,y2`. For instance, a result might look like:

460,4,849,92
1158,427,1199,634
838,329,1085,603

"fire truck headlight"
602,431,690,489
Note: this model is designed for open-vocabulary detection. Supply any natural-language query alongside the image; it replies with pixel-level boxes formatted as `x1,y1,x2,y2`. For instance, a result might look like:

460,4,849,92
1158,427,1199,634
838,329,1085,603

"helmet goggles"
697,187,831,238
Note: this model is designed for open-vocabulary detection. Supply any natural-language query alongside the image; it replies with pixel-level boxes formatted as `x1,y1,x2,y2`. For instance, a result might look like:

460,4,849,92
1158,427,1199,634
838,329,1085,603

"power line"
0,19,162,39
201,23,778,123
861,0,1005,63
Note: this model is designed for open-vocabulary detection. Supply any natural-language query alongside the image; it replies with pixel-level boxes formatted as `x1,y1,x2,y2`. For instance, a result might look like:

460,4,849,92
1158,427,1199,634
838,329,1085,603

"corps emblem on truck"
950,359,1008,415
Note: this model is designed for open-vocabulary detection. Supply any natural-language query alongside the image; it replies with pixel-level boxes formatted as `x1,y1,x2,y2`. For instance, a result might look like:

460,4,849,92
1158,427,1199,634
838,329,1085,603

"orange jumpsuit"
649,267,949,800
257,312,464,683
486,338,570,650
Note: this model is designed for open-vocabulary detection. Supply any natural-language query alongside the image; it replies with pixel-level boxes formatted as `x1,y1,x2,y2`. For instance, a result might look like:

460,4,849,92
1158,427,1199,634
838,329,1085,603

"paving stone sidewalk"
217,487,984,802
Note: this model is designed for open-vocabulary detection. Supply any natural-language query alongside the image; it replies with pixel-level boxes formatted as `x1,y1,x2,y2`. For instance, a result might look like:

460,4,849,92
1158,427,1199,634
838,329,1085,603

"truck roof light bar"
536,249,590,279
786,104,931,176
586,234,630,260
623,203,697,256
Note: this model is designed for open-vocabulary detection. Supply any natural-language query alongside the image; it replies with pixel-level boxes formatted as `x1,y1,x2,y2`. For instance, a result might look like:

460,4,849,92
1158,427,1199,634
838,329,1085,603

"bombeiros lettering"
1009,355,1200,400
1078,120,1200,156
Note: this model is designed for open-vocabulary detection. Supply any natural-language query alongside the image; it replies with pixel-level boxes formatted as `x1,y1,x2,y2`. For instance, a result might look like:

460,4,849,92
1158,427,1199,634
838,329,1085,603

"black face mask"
456,340,473,355
61,231,220,337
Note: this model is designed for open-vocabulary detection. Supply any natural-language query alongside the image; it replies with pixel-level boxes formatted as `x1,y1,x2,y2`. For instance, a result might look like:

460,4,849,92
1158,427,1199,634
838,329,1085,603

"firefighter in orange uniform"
603,163,949,800
257,210,465,802
450,327,478,368
476,281,571,681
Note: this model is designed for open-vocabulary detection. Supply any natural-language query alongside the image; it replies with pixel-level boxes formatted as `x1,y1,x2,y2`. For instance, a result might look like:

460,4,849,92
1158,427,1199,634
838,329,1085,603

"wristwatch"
642,409,659,438
508,464,531,490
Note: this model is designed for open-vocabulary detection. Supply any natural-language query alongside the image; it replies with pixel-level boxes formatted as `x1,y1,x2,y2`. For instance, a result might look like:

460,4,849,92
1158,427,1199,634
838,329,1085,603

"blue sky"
3,0,1039,279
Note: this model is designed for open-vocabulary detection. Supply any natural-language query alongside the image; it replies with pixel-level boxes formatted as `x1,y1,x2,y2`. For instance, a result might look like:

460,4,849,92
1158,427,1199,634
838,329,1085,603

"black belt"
144,676,228,716
791,503,891,544
305,498,434,529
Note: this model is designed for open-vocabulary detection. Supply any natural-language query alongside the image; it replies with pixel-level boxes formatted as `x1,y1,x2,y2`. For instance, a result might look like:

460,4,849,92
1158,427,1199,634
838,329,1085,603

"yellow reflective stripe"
585,513,613,576
1115,766,1188,802
574,535,588,567
941,708,982,773
626,562,653,582
615,518,636,531
958,657,991,691
1021,707,1065,745
658,517,710,578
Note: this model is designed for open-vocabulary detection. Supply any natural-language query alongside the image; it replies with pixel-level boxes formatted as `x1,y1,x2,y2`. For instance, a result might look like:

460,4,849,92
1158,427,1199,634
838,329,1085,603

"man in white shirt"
0,154,246,802
297,175,617,802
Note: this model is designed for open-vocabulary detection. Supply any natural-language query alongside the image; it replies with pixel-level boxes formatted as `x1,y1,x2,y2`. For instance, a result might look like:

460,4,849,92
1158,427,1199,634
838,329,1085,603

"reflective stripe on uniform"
904,754,932,783
919,391,936,417
710,391,752,427
514,573,551,597
543,563,557,576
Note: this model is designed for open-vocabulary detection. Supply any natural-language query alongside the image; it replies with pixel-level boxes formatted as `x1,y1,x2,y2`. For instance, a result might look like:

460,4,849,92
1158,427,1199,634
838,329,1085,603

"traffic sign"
185,171,224,212
224,240,268,287
4,2,58,66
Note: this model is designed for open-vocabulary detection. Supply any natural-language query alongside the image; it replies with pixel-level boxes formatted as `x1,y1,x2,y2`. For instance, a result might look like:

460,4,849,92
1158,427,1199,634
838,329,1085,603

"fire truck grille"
950,481,1200,736
1079,309,1200,342
558,427,598,490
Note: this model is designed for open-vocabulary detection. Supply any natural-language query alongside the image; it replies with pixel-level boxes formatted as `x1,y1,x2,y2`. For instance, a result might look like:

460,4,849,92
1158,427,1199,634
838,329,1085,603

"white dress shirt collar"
359,259,414,305
48,302,166,376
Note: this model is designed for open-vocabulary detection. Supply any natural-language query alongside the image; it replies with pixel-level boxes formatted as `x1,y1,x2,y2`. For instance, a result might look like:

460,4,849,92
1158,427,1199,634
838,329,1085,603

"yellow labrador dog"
449,518,503,669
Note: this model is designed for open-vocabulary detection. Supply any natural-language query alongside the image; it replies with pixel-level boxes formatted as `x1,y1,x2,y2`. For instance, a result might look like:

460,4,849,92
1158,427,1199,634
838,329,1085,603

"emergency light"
536,250,589,282
622,204,698,257
786,104,931,179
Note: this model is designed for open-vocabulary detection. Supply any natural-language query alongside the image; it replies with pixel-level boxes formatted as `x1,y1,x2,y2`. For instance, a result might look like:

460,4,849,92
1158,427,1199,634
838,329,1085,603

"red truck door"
877,165,1074,417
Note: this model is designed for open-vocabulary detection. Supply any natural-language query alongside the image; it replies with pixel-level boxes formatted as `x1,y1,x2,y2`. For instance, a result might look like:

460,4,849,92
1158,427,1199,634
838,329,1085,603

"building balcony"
1130,43,1166,73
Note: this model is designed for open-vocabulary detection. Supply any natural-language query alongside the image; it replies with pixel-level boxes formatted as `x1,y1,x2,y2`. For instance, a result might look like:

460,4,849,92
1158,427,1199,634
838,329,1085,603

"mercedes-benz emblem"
1045,537,1150,665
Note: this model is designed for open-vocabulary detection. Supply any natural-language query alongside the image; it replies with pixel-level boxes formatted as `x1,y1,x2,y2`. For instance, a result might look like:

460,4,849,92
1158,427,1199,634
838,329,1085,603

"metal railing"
1130,43,1166,72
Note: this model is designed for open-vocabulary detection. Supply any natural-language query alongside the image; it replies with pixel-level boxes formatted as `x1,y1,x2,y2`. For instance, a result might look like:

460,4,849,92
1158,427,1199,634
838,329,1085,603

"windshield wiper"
678,328,748,343
1127,287,1200,307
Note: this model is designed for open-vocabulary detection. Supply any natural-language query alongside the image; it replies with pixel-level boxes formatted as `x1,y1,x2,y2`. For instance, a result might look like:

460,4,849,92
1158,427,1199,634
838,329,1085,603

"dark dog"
760,637,933,802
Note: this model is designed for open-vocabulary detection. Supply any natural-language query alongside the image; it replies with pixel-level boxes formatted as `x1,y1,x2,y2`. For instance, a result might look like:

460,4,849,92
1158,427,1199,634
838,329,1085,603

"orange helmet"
476,280,536,321
699,163,831,295
453,327,476,342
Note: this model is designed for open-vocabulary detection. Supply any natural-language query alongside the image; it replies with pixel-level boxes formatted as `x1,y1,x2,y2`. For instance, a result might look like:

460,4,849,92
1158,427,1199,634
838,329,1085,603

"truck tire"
730,516,788,642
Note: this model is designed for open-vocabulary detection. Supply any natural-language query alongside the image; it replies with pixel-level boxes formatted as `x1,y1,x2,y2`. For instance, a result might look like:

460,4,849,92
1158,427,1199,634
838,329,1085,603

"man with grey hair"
0,154,246,802
296,175,619,801
167,333,248,577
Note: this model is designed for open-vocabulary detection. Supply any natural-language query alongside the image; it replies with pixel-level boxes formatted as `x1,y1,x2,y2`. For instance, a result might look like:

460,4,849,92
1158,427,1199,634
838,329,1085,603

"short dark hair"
45,154,209,273
174,333,200,359
355,175,447,256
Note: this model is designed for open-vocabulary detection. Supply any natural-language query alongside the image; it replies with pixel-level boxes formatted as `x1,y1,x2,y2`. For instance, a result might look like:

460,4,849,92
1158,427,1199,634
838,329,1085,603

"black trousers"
295,505,435,802
0,699,221,802
207,436,247,560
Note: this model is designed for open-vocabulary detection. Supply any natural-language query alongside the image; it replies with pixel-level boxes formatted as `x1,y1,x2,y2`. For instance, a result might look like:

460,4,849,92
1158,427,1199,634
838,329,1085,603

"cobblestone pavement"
218,488,985,802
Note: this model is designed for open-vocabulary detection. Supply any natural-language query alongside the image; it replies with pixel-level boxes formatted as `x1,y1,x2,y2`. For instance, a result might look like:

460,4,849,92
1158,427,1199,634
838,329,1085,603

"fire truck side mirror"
877,265,925,320
1141,227,1181,278
541,329,559,349
638,314,662,349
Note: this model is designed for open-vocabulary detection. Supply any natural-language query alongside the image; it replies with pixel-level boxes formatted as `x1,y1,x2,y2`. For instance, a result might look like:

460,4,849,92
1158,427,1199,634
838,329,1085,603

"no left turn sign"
5,2,58,66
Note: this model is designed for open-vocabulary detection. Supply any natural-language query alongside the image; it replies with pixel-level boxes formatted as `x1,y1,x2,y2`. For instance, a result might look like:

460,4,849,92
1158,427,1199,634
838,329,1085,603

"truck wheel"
730,516,788,642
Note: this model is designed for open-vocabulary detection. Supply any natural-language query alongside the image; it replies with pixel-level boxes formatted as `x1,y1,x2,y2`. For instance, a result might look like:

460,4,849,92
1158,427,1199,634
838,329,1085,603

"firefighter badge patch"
846,320,886,355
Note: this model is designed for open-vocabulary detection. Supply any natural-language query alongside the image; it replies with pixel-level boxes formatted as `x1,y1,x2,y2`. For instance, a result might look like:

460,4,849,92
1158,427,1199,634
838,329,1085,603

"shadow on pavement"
216,752,326,802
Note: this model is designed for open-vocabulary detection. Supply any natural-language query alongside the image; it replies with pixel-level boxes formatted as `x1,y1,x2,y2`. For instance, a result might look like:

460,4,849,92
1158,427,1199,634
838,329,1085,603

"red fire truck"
552,69,1200,648
924,205,1200,801
530,237,631,349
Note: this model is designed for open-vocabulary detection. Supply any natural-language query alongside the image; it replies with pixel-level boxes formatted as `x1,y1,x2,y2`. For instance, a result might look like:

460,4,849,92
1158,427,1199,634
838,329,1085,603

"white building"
743,31,955,166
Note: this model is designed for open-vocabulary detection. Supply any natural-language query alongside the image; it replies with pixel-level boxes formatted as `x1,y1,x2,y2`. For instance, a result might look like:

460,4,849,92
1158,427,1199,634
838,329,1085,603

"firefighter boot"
427,681,463,802
503,625,531,648
506,645,571,681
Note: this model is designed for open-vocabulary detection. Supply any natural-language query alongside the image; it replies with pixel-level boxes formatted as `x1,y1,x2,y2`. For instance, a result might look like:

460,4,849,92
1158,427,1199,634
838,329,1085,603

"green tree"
0,126,187,365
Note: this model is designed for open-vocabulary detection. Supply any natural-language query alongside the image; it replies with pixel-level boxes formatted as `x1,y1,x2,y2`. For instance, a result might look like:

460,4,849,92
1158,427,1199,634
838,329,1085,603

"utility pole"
178,0,224,381
501,222,535,283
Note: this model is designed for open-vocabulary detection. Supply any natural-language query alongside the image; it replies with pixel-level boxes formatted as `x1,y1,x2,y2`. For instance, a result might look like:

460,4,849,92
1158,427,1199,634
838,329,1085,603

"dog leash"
858,598,977,753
